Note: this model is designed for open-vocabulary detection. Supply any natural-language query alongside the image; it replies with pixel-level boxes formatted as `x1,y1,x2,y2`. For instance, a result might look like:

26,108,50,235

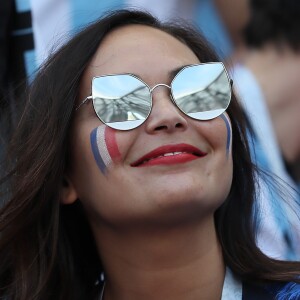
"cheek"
90,125,121,175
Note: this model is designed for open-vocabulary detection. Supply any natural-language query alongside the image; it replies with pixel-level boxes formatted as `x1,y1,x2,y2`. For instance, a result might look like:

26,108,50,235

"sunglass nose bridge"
150,83,171,93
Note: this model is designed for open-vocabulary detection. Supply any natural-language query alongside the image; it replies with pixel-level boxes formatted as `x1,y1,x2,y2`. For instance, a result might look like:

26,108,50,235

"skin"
214,0,250,51
66,25,233,300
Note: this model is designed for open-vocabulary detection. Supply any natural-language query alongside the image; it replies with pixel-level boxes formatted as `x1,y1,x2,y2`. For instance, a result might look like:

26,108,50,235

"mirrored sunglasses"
76,62,232,130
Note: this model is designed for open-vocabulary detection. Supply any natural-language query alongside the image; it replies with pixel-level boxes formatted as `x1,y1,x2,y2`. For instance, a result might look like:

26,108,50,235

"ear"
60,176,78,204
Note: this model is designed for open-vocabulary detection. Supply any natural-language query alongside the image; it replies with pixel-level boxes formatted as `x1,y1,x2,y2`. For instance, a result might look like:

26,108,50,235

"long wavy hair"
0,10,299,300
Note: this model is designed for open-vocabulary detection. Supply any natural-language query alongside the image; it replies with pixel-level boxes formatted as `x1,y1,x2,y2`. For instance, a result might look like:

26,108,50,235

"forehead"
85,24,200,79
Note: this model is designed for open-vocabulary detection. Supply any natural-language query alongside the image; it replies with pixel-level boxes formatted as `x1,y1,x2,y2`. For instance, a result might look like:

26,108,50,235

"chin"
149,190,224,220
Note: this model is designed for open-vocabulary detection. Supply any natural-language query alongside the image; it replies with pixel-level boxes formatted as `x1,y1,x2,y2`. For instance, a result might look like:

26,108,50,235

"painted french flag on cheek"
90,126,121,175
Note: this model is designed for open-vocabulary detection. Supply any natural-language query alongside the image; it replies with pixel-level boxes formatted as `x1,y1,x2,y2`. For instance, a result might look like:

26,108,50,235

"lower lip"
135,153,204,167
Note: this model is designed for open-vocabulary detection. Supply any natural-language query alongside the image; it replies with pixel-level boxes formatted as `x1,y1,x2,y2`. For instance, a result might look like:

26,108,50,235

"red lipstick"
131,143,207,167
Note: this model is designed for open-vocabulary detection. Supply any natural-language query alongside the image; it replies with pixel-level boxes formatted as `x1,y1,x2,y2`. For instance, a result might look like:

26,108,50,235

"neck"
240,44,300,164
92,217,225,300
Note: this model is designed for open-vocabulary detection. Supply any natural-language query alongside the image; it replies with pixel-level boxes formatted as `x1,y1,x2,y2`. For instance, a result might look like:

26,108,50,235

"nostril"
154,123,183,131
155,125,168,131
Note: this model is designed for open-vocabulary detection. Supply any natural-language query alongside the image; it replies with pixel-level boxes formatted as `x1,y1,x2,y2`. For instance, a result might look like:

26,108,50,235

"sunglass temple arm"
75,96,93,111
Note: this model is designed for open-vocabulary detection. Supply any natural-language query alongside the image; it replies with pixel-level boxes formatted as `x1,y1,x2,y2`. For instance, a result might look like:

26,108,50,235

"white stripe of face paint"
96,126,112,167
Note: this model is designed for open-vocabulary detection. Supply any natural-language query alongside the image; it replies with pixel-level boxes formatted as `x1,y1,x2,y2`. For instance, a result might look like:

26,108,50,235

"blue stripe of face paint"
220,114,231,157
90,127,107,174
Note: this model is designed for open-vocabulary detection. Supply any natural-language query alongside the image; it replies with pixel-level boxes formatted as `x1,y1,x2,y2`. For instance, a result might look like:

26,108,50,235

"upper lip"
131,143,207,167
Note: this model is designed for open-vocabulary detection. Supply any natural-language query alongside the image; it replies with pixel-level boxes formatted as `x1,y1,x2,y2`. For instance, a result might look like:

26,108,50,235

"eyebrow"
168,65,190,78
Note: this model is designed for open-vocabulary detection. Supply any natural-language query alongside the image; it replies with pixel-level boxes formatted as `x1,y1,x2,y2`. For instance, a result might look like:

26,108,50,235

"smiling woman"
0,10,300,300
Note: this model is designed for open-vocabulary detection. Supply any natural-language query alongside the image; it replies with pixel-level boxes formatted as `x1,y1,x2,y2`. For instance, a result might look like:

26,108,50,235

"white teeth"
142,152,188,164
163,153,174,156
163,152,185,157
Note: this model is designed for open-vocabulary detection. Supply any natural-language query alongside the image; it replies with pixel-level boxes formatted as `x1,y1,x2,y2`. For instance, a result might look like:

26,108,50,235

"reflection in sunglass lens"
92,74,152,130
90,63,231,130
171,63,231,120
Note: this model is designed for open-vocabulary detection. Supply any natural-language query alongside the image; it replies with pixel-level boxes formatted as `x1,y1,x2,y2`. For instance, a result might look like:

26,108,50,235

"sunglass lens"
171,63,231,120
92,74,152,130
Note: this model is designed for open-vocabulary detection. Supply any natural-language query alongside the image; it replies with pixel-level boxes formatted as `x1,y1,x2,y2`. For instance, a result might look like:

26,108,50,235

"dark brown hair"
0,9,299,300
244,0,300,50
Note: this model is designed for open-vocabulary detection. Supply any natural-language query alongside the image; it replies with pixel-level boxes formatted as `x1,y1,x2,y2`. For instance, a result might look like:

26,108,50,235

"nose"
145,84,188,134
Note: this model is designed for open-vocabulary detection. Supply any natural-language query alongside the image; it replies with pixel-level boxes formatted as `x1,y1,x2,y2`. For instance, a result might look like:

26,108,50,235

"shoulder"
243,280,300,300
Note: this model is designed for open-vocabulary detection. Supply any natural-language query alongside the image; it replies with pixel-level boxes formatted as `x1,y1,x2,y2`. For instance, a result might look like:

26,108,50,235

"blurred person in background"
214,0,250,61
216,0,300,260
241,0,300,184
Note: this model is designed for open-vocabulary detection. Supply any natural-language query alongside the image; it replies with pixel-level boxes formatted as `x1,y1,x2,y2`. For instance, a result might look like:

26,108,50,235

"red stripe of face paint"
104,126,121,161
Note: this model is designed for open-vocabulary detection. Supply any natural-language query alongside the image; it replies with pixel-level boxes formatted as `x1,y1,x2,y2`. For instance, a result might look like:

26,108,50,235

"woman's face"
68,25,233,229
